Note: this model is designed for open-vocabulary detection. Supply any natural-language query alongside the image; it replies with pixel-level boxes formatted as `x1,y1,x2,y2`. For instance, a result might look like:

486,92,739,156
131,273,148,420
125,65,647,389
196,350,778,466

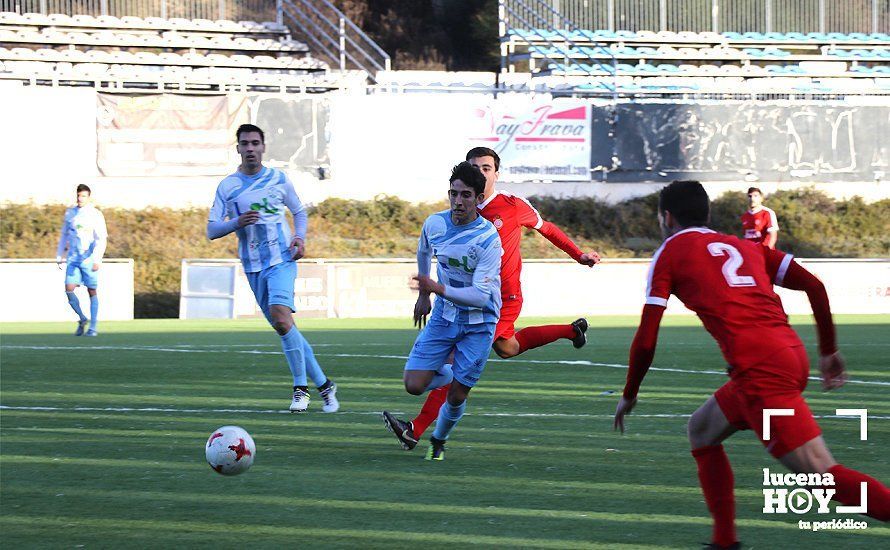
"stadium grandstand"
0,0,387,92
500,0,889,97
0,0,887,209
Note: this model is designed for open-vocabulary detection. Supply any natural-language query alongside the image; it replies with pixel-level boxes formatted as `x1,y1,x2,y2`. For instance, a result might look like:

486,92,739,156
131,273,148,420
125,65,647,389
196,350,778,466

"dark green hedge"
2,189,886,317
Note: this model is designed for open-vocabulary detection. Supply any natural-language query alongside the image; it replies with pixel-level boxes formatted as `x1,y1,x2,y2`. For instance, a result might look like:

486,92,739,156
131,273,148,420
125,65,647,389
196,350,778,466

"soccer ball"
205,426,256,476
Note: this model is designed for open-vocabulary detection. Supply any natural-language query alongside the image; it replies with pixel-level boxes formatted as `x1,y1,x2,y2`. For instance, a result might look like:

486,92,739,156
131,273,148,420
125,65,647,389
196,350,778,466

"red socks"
411,385,449,438
828,464,890,521
515,324,575,354
692,445,737,547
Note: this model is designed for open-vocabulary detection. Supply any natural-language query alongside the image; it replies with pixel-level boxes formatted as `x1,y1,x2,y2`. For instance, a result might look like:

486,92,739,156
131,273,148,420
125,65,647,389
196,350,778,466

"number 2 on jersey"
707,243,756,287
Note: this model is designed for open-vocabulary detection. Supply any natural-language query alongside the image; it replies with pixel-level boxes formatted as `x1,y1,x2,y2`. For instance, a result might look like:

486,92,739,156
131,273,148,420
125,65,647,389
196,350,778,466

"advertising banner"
97,94,247,176
593,101,889,182
470,101,592,182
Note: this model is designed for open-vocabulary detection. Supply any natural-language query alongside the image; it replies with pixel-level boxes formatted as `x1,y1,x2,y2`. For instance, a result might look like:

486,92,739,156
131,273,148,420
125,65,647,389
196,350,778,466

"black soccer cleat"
425,436,446,461
382,411,418,451
571,318,588,349
702,542,741,550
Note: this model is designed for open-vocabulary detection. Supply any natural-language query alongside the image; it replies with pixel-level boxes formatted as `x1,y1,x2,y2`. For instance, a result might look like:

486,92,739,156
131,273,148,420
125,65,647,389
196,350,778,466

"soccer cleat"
289,388,310,413
84,328,98,337
319,382,339,413
382,411,418,450
425,436,446,461
75,319,88,336
702,542,741,550
571,318,588,349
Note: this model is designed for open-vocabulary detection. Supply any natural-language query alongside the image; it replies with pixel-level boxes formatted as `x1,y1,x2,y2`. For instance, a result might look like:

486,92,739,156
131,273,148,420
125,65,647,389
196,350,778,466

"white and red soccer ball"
205,426,256,475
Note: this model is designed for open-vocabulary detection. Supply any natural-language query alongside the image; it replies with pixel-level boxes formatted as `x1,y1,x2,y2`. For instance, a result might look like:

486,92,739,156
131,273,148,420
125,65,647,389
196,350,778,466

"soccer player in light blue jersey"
56,184,107,336
207,124,338,413
400,161,502,460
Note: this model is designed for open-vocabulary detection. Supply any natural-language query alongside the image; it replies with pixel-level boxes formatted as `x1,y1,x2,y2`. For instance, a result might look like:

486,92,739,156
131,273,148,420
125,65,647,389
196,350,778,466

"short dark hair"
747,187,762,195
76,184,91,195
450,161,486,196
236,124,264,143
658,180,710,228
465,147,500,171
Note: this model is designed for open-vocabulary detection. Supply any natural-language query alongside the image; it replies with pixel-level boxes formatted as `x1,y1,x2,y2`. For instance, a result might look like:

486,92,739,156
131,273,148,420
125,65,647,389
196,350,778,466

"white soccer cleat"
319,382,339,413
84,329,98,337
289,388,310,413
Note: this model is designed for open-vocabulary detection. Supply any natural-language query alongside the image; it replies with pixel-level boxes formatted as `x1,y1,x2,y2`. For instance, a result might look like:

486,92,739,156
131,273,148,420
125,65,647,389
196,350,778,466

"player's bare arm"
237,210,261,227
290,237,305,261
412,275,445,297
578,251,602,267
413,292,432,329
613,395,637,433
818,351,847,391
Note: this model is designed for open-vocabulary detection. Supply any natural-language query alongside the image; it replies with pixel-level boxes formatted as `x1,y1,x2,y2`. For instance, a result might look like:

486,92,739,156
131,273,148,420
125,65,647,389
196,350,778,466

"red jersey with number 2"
645,227,802,372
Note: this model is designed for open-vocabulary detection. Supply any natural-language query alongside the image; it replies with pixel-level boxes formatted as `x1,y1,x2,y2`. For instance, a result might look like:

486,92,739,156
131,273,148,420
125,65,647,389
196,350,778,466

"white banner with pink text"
469,101,592,183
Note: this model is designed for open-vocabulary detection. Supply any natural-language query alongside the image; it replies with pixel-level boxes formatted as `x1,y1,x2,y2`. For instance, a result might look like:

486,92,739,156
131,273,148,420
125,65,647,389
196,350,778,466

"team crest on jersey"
467,246,478,261
492,216,503,229
250,196,280,215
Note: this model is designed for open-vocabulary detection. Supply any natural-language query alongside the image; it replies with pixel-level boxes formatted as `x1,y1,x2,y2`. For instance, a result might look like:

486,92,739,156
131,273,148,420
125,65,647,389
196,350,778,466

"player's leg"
297,331,339,412
749,346,890,521
426,380,471,461
490,298,587,358
688,389,742,549
83,262,100,336
384,319,456,449
414,310,518,438
426,323,494,461
248,263,308,412
268,302,311,412
772,428,890,521
409,350,455,440
508,318,587,357
403,318,457,395
64,265,88,335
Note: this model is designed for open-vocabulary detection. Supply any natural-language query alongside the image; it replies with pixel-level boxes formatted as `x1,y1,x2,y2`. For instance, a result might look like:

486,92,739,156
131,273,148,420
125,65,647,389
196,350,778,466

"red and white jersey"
741,206,778,245
477,191,543,300
645,227,801,371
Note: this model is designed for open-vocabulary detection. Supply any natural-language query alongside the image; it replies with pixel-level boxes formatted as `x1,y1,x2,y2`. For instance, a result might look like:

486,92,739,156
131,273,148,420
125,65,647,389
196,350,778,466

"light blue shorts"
404,316,495,388
245,260,296,316
65,260,99,289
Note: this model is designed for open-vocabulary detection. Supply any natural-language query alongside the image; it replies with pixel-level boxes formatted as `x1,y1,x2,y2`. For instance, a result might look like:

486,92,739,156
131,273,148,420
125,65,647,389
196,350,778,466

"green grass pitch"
1,315,888,549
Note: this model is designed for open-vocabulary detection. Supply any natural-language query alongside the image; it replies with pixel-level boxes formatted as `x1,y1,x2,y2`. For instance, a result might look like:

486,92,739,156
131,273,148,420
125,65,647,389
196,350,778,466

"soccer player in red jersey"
383,147,601,451
740,186,778,249
614,180,889,548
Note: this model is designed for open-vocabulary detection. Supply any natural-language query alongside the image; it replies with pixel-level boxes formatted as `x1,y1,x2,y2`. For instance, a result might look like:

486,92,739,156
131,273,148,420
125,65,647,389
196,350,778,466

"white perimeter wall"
0,85,887,210
0,260,134,322
180,258,890,320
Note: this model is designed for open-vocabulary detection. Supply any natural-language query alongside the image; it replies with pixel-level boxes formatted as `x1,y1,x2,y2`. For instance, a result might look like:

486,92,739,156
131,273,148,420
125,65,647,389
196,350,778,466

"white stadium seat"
71,14,98,26
22,12,50,25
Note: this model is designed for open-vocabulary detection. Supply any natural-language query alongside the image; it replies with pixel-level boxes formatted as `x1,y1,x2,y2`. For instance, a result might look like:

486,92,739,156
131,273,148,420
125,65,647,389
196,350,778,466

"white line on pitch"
5,346,890,387
1,405,888,421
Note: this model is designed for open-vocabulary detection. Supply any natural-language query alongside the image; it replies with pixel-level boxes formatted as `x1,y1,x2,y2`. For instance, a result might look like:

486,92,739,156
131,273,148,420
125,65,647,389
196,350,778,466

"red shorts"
494,294,522,341
714,345,821,458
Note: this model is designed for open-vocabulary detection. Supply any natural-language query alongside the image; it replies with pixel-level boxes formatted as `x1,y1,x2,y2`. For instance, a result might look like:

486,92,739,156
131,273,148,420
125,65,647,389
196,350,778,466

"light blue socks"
89,296,98,330
66,291,86,321
425,363,453,392
432,399,467,441
280,326,307,386
298,332,328,388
